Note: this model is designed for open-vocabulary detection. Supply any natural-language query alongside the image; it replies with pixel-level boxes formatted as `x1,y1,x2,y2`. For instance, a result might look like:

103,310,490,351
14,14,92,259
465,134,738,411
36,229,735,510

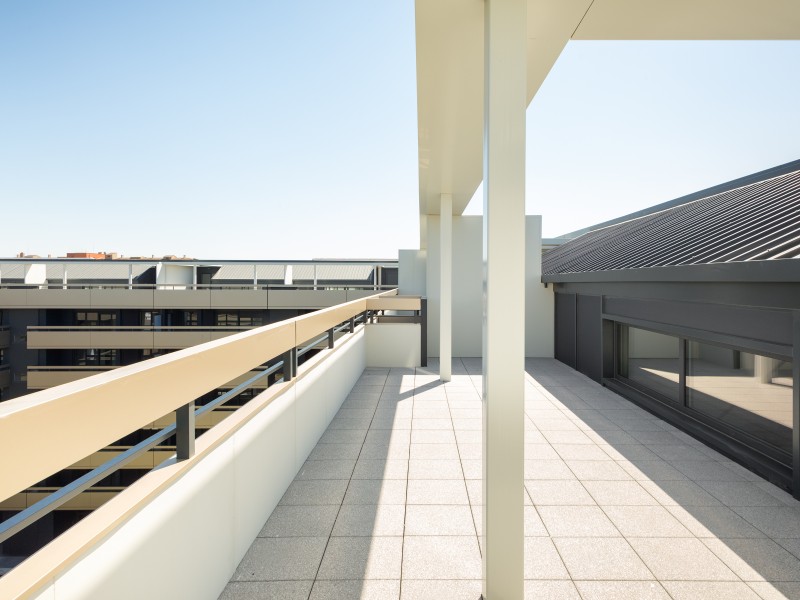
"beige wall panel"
27,331,93,349
90,289,154,309
269,290,347,309
345,289,378,301
27,370,106,389
26,289,91,308
0,289,29,308
209,289,270,309
153,289,211,308
153,331,212,349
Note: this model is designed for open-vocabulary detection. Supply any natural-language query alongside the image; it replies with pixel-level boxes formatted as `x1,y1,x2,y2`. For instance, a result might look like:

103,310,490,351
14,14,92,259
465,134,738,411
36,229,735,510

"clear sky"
1,2,798,259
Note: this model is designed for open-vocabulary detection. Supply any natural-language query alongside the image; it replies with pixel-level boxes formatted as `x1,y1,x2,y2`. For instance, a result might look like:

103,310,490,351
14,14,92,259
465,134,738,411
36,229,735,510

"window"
77,349,118,366
617,324,680,402
687,342,793,454
76,311,117,326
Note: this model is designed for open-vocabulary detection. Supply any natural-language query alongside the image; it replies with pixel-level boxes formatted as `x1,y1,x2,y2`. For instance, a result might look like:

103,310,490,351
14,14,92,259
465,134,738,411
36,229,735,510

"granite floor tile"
317,536,403,580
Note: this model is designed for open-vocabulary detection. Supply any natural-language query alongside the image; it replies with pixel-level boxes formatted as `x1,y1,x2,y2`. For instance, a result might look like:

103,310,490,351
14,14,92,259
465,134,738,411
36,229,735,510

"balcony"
26,326,253,350
218,359,800,599
2,289,799,598
0,326,9,349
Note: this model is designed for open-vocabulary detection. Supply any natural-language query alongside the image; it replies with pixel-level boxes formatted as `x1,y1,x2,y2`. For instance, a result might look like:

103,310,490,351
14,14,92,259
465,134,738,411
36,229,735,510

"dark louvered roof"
542,162,800,276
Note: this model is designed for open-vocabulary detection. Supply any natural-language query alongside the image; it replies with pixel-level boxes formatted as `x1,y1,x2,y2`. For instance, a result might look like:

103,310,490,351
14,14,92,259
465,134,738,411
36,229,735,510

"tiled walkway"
220,358,800,600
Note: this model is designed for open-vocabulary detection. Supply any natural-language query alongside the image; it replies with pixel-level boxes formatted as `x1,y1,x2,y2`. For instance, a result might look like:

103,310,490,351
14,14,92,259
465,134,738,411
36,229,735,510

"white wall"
366,323,421,368
398,249,427,296
155,263,193,289
32,331,366,600
409,215,553,358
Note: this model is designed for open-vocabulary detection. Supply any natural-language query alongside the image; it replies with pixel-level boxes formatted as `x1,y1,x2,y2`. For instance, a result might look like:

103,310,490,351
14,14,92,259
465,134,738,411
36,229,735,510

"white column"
62,264,68,289
313,264,318,290
128,264,133,289
440,194,453,382
482,0,526,597
192,265,198,289
253,264,258,290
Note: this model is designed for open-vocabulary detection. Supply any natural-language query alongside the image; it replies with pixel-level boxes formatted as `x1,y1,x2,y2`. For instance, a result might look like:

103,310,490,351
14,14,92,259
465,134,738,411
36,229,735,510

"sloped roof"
543,164,800,276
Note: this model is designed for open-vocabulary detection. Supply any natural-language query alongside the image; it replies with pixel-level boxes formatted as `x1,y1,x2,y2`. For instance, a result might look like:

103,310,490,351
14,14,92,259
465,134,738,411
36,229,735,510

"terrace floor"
219,358,800,600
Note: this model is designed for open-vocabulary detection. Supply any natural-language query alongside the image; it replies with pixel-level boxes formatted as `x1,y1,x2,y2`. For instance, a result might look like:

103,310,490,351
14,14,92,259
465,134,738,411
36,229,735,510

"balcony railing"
0,290,425,598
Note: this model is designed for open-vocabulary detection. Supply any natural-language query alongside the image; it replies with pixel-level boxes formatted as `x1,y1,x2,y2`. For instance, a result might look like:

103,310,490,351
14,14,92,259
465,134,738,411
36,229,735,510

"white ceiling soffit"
416,0,800,223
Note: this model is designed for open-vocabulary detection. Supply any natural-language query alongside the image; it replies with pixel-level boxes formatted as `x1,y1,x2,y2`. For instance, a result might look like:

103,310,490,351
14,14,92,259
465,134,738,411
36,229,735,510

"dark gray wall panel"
555,293,576,369
604,296,792,346
576,295,602,382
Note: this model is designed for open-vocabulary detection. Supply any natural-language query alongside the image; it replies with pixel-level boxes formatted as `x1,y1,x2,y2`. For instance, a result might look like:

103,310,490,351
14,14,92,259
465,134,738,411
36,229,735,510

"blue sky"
1,2,798,258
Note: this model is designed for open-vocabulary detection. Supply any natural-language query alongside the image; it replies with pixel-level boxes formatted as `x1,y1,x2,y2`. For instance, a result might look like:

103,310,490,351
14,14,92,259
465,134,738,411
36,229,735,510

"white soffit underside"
415,0,800,234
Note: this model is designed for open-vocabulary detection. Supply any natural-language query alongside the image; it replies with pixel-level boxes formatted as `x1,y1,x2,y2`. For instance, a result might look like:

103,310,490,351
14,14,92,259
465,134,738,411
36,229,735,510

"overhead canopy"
415,0,800,237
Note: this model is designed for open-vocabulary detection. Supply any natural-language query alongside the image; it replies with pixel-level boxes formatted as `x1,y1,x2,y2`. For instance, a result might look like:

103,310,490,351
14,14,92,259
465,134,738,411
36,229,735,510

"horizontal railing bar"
1,361,290,543
0,424,175,544
27,326,254,332
194,364,282,419
0,283,397,291
297,334,329,359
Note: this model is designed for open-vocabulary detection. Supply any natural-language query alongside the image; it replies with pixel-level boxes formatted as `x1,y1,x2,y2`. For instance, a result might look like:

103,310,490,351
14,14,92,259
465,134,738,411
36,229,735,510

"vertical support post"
421,297,428,368
440,193,453,382
482,0,526,597
793,311,800,499
328,327,335,349
128,264,133,290
377,265,382,289
62,264,68,290
349,317,355,333
192,265,198,290
176,401,195,460
282,349,296,381
679,338,687,407
314,264,318,291
253,264,258,290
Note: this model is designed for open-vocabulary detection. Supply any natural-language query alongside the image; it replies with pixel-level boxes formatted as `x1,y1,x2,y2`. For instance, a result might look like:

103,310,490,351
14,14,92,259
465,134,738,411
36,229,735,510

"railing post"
349,317,355,333
328,327,335,349
176,401,195,460
420,297,428,367
282,349,295,381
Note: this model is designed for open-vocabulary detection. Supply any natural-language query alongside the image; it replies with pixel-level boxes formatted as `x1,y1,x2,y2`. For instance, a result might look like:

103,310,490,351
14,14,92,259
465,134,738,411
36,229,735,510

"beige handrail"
0,289,404,503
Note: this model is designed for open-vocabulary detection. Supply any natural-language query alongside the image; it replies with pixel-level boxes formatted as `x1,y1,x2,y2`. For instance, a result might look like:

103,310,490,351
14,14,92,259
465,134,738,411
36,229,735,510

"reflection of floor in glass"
686,359,792,430
628,358,680,400
629,358,792,453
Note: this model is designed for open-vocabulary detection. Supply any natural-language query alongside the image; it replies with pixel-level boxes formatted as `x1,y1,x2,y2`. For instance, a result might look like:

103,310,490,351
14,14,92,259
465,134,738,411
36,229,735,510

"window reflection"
618,325,680,401
686,342,792,454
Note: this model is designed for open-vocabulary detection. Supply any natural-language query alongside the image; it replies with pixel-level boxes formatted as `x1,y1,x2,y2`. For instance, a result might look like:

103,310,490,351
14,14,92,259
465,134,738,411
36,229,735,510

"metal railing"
0,283,397,291
0,291,425,548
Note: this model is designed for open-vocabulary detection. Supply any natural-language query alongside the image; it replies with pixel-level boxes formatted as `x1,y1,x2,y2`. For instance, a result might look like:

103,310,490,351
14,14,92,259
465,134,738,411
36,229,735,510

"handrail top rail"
0,289,396,503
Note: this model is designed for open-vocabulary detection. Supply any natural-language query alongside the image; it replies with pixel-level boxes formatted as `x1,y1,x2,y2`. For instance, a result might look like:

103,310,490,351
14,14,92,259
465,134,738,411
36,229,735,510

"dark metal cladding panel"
543,163,800,276
555,293,577,369
576,294,602,382
604,296,793,347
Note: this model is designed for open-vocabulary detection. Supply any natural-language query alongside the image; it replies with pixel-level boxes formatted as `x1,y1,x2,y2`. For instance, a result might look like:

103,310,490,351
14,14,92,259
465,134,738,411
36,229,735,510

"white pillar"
192,265,198,289
253,264,258,290
440,194,453,382
482,0,526,597
128,264,133,289
313,264,318,290
62,264,68,289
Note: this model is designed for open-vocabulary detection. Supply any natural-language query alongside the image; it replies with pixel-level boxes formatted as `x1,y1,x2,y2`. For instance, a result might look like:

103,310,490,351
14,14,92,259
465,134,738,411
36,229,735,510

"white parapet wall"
365,322,421,368
400,214,554,358
29,330,366,600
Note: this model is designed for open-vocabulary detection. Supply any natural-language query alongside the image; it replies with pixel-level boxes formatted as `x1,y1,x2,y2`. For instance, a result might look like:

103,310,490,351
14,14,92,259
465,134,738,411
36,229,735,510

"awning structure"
414,1,800,597
415,0,800,235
